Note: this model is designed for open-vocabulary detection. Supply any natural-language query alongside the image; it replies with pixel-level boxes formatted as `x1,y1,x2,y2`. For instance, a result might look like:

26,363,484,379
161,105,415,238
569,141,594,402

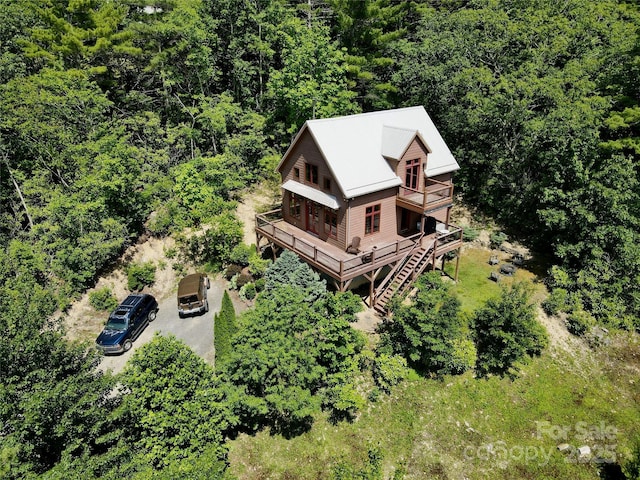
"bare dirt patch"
236,183,280,246
64,184,278,345
63,236,179,344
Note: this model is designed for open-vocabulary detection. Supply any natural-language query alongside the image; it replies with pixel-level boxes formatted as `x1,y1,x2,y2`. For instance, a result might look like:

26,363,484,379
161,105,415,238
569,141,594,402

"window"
289,192,301,219
405,158,420,191
305,163,318,184
324,177,331,191
294,167,300,178
365,204,381,235
324,208,337,238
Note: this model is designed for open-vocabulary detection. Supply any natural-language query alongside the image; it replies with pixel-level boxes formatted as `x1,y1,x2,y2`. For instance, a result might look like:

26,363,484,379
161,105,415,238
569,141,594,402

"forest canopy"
1,0,639,477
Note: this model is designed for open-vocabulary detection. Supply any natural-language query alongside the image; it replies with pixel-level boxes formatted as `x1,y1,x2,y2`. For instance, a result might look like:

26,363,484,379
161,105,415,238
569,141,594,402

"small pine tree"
214,290,236,369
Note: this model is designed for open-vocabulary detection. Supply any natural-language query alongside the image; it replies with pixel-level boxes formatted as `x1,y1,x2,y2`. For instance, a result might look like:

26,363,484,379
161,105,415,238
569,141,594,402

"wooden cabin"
256,106,463,313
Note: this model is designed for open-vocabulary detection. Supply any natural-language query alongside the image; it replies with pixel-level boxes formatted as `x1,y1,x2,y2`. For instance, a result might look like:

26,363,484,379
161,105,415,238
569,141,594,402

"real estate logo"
536,420,618,464
462,420,618,468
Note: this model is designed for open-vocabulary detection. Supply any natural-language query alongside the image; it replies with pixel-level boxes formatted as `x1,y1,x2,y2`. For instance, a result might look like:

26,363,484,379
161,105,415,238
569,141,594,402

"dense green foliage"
393,0,640,328
126,261,156,291
379,272,475,376
88,286,119,311
118,335,229,469
223,253,365,435
2,0,640,477
472,283,549,377
214,290,237,368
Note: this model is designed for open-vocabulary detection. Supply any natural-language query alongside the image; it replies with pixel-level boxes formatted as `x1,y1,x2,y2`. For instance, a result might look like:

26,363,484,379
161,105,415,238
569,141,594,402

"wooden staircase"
373,239,436,315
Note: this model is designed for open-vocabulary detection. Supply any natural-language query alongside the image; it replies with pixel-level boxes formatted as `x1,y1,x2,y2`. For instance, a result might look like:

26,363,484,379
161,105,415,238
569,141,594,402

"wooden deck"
256,209,463,290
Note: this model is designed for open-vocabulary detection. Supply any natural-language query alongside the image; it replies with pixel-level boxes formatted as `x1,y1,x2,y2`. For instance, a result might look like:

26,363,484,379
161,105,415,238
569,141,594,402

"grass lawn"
227,246,640,479
442,246,545,315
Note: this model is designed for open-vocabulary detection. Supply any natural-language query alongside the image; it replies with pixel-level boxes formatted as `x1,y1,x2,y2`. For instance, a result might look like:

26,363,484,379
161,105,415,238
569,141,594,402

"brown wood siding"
429,172,452,184
429,209,448,223
348,188,398,250
278,129,347,249
397,137,429,190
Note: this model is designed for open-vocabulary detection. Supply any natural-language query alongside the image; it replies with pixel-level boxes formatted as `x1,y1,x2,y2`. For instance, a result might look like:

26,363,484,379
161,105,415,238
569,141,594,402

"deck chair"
346,236,361,254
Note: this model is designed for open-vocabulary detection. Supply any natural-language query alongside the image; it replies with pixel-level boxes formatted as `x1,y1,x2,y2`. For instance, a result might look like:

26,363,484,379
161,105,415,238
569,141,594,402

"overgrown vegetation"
88,286,119,311
1,0,640,477
126,261,156,291
379,272,475,377
222,253,365,436
472,283,549,377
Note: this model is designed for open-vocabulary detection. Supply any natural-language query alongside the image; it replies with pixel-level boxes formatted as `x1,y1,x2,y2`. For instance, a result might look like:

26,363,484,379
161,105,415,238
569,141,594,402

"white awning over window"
282,180,340,210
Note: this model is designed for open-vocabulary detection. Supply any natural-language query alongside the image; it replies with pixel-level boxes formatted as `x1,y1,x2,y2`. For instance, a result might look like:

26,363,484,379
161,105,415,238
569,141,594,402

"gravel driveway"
98,278,226,374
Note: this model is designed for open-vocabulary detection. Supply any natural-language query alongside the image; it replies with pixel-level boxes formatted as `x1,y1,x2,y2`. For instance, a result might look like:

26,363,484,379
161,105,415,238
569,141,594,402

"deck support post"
364,267,384,308
454,248,461,282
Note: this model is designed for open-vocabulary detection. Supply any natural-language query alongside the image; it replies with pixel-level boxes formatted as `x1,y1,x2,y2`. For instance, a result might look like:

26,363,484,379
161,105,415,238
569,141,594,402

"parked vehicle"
96,293,158,354
177,273,210,318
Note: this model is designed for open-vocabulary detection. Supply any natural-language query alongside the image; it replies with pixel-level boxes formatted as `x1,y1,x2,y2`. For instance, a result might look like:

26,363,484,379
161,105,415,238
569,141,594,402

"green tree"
328,0,411,109
265,17,358,140
472,283,548,377
183,212,243,270
263,250,327,302
393,0,640,326
214,290,237,368
223,255,364,435
0,246,120,477
378,272,473,376
118,334,229,470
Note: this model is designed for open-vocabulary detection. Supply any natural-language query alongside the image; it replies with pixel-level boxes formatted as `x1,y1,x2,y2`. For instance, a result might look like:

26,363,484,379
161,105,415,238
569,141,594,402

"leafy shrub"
172,262,186,276
254,278,266,292
447,338,477,374
229,243,253,266
542,288,569,316
463,226,480,242
225,264,242,280
126,262,156,291
248,250,270,277
379,272,467,376
473,283,548,377
241,283,257,300
89,287,119,311
373,354,408,393
325,382,365,422
490,231,507,249
566,308,596,336
182,212,243,270
367,387,381,403
236,273,253,288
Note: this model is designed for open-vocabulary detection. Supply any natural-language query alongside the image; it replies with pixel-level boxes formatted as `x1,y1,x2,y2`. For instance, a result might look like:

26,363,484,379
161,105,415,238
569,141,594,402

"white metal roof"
282,180,340,209
279,106,459,199
381,126,421,160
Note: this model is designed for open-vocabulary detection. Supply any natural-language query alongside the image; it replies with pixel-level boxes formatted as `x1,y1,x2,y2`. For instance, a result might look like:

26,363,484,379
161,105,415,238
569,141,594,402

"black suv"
96,293,158,354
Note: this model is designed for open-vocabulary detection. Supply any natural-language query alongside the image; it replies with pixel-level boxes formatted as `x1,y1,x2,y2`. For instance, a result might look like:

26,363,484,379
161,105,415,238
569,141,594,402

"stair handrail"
394,244,434,298
375,232,433,304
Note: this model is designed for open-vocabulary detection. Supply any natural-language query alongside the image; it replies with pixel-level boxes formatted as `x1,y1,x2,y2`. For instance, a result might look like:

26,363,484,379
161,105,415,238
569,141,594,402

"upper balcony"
396,178,454,214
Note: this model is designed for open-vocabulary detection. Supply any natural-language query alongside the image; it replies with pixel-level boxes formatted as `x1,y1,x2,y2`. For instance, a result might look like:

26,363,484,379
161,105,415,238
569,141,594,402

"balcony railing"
434,225,463,253
256,209,423,282
397,178,454,213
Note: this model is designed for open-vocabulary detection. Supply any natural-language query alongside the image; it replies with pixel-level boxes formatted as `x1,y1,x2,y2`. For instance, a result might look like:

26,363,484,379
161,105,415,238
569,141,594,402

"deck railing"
398,178,454,212
256,209,423,281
